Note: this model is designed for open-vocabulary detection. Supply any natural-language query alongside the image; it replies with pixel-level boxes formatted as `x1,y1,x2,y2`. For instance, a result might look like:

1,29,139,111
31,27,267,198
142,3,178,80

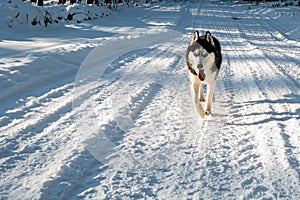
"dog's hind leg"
205,83,216,115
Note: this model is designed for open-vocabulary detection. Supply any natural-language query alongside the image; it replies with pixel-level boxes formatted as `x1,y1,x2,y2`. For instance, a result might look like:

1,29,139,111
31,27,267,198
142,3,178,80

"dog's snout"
197,64,203,69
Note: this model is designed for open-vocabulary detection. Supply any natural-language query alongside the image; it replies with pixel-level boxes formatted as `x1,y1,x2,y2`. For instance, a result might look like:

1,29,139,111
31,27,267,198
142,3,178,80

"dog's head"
186,31,220,81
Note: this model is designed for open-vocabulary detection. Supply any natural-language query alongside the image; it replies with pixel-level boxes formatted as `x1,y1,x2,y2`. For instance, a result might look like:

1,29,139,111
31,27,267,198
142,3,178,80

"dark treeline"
21,0,153,8
233,0,299,6
21,0,300,7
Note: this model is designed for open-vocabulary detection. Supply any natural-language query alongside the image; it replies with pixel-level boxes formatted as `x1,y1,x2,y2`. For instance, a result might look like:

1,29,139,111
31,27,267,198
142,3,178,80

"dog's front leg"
192,82,206,119
205,83,215,115
199,83,205,102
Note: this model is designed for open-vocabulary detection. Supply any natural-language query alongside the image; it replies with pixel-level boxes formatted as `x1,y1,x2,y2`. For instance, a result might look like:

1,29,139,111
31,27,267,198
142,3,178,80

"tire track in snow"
216,5,300,198
2,76,123,198
219,51,268,198
34,42,185,199
233,17,300,194
0,81,107,198
244,53,300,198
1,40,182,196
76,35,191,198
238,16,300,88
88,43,185,161
0,50,133,197
0,59,136,198
96,81,187,198
0,83,74,128
0,84,74,163
224,53,272,198
91,82,163,163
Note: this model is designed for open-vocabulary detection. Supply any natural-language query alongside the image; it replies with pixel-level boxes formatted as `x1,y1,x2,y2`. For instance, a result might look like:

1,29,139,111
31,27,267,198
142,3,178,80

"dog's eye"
193,49,200,56
203,52,208,57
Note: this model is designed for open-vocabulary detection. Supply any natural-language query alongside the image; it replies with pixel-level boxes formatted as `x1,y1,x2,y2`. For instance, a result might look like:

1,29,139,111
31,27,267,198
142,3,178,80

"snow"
1,0,300,199
5,0,111,28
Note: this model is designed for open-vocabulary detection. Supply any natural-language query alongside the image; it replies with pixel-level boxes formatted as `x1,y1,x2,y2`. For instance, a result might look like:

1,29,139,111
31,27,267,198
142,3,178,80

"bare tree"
58,0,67,4
37,0,43,6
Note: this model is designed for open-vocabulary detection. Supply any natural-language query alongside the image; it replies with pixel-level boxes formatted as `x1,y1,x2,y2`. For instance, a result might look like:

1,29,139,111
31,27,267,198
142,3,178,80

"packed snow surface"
0,1,300,199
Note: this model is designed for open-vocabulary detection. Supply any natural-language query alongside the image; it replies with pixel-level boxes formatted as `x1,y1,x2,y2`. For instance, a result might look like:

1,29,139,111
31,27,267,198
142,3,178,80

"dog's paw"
199,97,205,102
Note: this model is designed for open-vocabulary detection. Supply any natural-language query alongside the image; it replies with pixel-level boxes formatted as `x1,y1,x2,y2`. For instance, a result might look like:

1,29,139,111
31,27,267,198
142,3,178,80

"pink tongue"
198,70,205,81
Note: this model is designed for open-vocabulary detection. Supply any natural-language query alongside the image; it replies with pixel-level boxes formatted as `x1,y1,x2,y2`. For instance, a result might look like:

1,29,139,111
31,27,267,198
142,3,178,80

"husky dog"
186,31,222,119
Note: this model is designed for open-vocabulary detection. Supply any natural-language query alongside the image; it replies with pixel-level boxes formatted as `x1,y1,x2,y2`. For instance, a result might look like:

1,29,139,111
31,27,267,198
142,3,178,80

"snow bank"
7,0,111,28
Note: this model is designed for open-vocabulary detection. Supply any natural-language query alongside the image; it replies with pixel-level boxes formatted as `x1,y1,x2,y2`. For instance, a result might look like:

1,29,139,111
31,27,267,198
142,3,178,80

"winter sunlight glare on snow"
0,0,299,199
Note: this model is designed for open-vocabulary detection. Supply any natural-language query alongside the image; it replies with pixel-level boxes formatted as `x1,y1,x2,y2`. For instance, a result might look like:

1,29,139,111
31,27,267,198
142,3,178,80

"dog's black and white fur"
186,31,222,119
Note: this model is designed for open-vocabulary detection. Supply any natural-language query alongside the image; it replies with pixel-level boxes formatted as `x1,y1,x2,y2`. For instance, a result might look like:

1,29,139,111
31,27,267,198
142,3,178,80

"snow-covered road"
1,1,300,199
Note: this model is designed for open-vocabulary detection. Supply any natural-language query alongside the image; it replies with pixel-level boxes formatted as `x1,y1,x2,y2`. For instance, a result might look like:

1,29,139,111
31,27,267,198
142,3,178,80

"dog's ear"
205,31,215,48
190,31,199,45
